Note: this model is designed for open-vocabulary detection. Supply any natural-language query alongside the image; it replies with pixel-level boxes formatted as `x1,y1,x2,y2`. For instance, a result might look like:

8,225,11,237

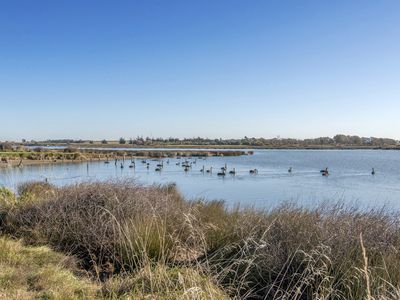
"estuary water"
1,149,400,209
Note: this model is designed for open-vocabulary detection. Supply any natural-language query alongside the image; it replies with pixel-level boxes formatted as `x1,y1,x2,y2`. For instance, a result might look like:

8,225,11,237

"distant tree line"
5,134,398,149
112,134,399,147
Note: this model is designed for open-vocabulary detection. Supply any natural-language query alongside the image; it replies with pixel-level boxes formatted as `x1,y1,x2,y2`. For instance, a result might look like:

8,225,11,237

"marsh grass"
1,181,400,299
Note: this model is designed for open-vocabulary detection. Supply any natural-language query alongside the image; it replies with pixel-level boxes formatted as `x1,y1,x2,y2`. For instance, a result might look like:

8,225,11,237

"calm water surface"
1,150,400,209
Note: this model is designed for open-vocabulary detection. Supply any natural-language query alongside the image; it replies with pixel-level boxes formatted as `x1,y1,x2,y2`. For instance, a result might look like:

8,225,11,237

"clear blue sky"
1,0,399,141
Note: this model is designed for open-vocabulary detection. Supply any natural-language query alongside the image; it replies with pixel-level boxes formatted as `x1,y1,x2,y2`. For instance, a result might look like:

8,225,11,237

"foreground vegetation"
1,181,400,299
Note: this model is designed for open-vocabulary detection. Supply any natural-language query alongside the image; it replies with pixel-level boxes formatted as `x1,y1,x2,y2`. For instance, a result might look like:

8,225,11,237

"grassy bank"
1,182,400,299
0,236,98,299
0,148,247,169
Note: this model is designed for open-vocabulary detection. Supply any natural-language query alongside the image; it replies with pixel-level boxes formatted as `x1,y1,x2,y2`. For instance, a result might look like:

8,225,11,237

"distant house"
362,137,372,145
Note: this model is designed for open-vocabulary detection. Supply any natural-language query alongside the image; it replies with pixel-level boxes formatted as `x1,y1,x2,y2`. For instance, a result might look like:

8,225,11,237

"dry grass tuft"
102,265,227,299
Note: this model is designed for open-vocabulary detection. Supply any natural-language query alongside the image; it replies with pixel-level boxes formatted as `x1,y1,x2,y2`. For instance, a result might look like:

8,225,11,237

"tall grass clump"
3,181,210,278
2,181,400,299
203,204,400,299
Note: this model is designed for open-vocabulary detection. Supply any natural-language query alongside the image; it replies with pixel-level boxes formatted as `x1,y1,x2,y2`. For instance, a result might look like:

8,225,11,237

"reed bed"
1,180,400,299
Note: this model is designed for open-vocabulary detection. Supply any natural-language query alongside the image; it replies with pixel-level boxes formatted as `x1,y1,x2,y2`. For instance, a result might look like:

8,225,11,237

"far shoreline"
25,143,400,151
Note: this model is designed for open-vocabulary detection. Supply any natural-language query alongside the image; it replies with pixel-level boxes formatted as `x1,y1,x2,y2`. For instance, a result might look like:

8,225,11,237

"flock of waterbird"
103,156,377,177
